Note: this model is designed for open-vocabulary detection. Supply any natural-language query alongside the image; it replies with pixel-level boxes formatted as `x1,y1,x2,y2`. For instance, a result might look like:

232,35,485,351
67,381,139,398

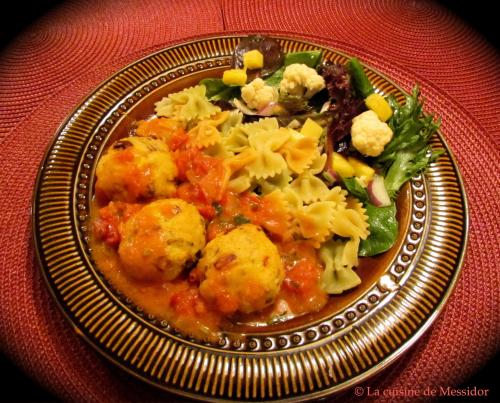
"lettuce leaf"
342,177,369,203
384,147,441,198
375,85,443,198
359,202,398,256
200,79,241,101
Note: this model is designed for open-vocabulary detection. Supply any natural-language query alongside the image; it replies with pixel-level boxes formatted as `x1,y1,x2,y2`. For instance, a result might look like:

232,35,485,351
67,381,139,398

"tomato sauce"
90,119,329,340
90,186,328,339
90,214,224,341
278,241,328,315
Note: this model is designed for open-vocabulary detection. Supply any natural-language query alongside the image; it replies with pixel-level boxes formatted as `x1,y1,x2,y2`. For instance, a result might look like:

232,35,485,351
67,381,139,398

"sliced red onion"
323,165,340,184
232,98,257,115
367,175,391,207
320,100,331,113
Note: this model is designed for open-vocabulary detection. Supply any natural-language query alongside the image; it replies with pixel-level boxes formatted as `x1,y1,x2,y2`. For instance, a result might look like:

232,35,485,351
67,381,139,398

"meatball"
95,136,177,203
197,224,284,314
118,199,205,282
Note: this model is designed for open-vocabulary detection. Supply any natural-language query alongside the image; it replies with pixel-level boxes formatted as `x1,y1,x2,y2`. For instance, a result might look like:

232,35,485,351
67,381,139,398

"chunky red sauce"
90,119,329,341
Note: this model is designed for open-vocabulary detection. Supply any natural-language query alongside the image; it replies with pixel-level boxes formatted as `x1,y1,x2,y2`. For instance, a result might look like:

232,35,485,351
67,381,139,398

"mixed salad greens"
200,35,442,259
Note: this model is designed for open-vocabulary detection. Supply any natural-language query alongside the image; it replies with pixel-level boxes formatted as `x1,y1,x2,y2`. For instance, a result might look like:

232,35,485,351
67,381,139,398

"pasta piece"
308,153,327,175
223,149,258,194
262,190,291,222
279,187,303,213
289,170,330,204
319,238,362,294
203,142,234,159
246,148,287,180
257,167,292,195
246,127,290,180
279,130,318,174
188,122,221,149
271,188,304,241
187,111,229,149
223,126,250,153
346,195,368,216
322,186,348,209
240,117,280,135
330,208,370,240
228,170,253,193
282,186,351,245
223,117,281,154
224,148,258,175
295,201,336,243
219,110,244,136
155,85,220,123
344,195,369,235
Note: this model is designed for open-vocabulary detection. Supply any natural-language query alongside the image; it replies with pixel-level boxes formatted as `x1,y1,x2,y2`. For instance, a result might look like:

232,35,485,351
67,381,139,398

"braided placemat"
0,1,499,401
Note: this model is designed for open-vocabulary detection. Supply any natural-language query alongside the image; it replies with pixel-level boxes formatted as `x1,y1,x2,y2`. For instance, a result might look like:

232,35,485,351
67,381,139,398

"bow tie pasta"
89,40,441,342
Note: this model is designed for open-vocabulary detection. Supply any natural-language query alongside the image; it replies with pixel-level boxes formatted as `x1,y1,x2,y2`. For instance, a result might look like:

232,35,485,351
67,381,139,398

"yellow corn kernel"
300,118,323,139
243,50,264,69
348,157,375,181
332,152,355,178
222,69,248,86
365,93,393,122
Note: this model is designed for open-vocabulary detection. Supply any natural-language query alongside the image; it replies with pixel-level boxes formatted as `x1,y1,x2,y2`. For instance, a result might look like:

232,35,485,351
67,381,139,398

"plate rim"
31,34,469,401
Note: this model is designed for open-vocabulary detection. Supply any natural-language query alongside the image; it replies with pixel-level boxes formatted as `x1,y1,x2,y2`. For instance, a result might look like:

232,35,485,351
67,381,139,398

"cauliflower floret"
197,224,284,315
241,78,278,110
351,110,394,157
279,63,325,99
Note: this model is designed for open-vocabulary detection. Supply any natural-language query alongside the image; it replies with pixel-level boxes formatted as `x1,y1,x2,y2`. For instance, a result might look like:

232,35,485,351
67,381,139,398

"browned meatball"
118,199,205,282
95,136,177,203
197,224,284,314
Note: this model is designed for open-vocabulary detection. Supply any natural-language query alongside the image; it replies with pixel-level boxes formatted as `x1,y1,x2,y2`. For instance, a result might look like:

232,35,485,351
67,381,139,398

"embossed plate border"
32,35,468,401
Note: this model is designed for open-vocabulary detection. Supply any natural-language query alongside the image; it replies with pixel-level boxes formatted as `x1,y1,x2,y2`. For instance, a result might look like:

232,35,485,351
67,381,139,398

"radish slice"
257,101,277,116
367,175,391,207
233,98,278,117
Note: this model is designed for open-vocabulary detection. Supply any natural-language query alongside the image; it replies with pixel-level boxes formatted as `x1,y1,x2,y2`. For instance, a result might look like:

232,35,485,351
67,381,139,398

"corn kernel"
365,93,393,122
222,69,247,86
300,118,323,139
243,50,264,69
332,152,355,178
348,157,375,180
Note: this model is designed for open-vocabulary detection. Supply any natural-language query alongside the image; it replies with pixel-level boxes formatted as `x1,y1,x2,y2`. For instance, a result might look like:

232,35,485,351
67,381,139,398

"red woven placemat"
1,1,499,401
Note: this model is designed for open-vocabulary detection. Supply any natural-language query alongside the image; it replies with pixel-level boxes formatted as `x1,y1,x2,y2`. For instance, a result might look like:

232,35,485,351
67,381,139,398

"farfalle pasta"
155,85,221,123
222,126,249,153
295,201,337,243
245,127,290,179
187,111,229,149
289,170,330,204
279,129,318,174
224,149,257,193
88,37,438,341
330,208,370,240
219,110,244,135
257,167,293,194
319,238,361,294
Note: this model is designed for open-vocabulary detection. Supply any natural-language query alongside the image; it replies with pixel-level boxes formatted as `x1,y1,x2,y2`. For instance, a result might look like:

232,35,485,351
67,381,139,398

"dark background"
0,1,498,402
